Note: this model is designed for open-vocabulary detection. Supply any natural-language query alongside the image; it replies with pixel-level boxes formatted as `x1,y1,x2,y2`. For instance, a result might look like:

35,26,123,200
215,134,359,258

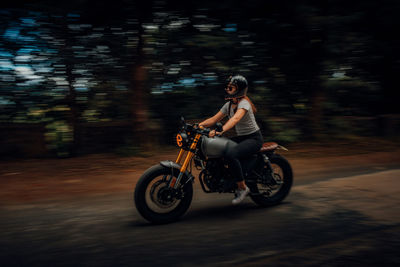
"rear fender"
277,145,288,151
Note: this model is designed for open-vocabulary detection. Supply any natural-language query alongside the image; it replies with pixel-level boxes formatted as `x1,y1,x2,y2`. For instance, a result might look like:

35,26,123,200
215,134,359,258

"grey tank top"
220,99,260,136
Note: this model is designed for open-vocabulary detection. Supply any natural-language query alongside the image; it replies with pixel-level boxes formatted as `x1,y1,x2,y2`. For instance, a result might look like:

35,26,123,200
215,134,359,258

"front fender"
160,160,182,170
159,160,194,183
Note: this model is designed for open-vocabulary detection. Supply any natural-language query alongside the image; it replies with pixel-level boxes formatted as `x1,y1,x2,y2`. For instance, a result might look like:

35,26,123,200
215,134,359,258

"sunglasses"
225,85,236,92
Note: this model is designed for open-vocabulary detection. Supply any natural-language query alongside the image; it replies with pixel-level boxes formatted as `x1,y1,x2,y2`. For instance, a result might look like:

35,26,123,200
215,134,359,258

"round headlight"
176,133,188,148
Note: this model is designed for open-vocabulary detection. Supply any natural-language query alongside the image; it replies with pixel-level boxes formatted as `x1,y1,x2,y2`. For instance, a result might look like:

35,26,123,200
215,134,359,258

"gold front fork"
175,149,185,164
170,133,201,188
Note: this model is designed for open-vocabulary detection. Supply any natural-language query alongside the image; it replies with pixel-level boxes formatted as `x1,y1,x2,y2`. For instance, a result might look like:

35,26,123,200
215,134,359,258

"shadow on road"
129,200,293,227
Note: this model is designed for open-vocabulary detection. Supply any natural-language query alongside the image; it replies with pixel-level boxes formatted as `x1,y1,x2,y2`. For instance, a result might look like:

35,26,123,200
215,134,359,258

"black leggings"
225,130,263,182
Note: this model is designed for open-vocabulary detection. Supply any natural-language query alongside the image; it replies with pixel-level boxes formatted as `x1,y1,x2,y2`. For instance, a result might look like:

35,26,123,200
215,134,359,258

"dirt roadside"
0,138,399,204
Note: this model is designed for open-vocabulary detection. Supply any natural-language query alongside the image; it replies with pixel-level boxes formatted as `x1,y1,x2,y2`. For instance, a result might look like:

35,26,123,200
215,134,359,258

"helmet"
225,75,248,100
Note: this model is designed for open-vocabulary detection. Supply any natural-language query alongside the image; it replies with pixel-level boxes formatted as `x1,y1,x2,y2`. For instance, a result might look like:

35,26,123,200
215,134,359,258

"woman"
199,75,263,205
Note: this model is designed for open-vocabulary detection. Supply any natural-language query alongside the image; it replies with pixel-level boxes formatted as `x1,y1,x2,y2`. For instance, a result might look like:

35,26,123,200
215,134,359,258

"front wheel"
249,153,293,207
134,164,193,224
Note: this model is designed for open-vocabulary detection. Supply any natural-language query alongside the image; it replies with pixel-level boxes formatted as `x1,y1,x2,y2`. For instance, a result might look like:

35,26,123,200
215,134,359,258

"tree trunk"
131,2,152,150
66,63,79,156
131,62,151,149
309,82,325,139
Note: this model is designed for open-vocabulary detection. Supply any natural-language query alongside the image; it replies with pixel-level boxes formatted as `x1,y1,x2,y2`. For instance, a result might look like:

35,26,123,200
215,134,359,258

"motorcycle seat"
260,142,278,152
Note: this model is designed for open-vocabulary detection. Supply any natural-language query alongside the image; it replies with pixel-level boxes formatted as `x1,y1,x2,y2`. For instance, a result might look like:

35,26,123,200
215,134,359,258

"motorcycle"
134,117,293,224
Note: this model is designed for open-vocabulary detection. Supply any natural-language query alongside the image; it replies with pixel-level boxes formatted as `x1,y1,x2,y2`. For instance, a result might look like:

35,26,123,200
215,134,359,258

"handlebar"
180,117,222,137
186,123,211,136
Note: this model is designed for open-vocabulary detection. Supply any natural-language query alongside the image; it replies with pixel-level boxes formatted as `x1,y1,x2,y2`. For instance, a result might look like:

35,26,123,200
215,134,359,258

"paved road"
1,169,400,266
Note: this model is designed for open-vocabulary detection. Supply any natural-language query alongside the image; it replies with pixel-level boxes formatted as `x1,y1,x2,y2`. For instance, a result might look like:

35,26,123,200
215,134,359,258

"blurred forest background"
1,0,399,158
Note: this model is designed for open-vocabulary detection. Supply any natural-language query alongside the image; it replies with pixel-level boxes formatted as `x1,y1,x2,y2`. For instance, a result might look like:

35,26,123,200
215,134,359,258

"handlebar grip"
188,123,210,135
215,122,223,132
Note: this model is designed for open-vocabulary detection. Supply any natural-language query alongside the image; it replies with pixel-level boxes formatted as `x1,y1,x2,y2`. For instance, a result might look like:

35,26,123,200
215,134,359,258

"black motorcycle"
134,118,293,224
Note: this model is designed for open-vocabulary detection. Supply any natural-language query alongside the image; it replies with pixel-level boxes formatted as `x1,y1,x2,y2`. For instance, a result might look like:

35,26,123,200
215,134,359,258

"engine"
199,159,235,193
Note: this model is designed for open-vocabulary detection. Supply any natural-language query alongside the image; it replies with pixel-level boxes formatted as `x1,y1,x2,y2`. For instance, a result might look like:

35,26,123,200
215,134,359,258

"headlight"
176,132,189,148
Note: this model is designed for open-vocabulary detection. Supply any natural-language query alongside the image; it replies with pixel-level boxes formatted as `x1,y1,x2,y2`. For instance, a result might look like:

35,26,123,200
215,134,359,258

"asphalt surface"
1,166,400,266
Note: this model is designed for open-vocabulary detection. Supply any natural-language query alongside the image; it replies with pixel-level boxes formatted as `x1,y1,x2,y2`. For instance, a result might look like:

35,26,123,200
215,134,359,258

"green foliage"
263,118,302,143
44,121,73,158
322,77,383,116
114,143,142,157
325,116,379,138
1,0,399,157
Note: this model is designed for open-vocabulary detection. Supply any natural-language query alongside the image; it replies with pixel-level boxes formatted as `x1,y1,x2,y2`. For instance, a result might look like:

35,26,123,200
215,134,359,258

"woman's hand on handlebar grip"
209,130,223,138
215,131,223,137
209,129,216,138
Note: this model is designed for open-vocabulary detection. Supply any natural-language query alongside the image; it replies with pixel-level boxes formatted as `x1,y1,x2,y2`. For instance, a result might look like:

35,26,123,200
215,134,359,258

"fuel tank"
201,136,237,158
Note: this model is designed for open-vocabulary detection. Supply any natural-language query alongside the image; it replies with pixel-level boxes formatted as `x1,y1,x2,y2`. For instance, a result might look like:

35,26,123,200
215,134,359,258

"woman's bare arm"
199,111,226,127
221,108,246,133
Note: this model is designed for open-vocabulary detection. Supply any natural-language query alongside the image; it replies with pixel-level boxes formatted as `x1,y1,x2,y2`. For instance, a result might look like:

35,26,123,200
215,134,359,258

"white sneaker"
232,186,250,205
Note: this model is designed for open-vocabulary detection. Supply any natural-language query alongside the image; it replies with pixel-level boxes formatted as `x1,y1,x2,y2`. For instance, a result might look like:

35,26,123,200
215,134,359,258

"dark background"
1,0,399,158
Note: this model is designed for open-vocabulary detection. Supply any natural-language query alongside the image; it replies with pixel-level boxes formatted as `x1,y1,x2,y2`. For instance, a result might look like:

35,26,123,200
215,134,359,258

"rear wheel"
134,164,193,224
249,153,293,206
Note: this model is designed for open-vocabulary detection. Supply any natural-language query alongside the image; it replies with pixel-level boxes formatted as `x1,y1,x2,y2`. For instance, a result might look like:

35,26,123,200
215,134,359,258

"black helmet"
225,75,248,100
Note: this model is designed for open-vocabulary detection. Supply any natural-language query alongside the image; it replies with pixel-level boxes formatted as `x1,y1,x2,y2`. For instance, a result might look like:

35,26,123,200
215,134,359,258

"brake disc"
150,180,178,209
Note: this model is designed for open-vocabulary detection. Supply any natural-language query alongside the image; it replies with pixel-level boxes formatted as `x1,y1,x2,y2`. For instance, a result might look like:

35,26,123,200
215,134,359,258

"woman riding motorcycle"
199,75,263,204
